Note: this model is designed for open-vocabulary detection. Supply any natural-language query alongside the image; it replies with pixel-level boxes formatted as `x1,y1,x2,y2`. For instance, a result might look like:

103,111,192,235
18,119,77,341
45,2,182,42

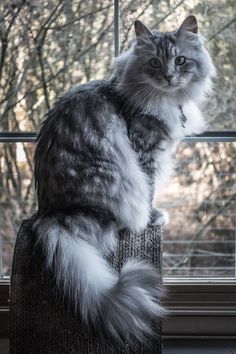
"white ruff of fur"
109,116,150,231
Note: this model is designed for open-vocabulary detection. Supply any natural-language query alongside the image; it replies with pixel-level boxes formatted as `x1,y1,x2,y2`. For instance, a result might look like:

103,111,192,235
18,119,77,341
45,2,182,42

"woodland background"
0,0,235,277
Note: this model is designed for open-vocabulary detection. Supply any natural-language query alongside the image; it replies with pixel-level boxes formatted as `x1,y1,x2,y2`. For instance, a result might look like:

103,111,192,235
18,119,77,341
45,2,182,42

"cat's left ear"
177,15,198,35
134,20,154,40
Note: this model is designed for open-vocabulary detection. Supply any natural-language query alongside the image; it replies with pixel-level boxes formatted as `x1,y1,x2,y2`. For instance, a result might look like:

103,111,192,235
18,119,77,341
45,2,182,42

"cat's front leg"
148,178,169,226
149,208,169,226
149,153,174,226
150,183,169,226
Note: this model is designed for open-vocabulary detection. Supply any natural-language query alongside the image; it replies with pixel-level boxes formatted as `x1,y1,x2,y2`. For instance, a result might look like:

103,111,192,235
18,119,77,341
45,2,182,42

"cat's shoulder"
59,80,111,104
40,80,113,132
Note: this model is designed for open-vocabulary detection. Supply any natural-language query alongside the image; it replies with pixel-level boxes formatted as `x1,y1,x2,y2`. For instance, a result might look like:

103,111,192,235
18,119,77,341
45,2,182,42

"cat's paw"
149,208,169,226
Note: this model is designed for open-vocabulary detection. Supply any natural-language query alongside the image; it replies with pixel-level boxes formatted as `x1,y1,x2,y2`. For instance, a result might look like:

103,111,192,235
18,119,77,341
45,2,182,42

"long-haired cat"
34,16,215,342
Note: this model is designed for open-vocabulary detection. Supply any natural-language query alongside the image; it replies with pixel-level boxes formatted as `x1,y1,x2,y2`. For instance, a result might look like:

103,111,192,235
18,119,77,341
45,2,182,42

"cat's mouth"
161,78,190,92
148,78,183,93
160,81,180,92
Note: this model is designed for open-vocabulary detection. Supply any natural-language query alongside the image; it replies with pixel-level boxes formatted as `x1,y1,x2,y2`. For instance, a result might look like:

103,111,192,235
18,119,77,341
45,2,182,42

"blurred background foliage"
0,0,235,277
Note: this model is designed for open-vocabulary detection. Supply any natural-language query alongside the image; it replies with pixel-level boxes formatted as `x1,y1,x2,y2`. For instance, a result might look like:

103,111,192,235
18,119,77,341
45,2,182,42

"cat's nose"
164,75,174,83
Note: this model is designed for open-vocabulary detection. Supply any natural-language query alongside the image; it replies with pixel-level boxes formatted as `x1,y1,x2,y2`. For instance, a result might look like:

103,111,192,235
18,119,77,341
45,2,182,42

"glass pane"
1,1,235,131
120,0,236,129
1,2,235,282
1,141,235,279
160,141,236,278
0,1,114,132
0,143,36,277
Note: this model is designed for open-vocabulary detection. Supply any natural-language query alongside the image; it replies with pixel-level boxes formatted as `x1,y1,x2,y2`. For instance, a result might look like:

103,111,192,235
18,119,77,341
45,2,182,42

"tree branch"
208,17,236,41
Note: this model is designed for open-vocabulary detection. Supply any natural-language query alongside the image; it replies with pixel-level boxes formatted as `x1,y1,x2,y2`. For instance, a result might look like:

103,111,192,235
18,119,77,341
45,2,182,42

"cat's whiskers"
145,87,162,114
126,86,151,115
181,82,194,97
129,86,159,115
117,82,149,87
132,86,153,109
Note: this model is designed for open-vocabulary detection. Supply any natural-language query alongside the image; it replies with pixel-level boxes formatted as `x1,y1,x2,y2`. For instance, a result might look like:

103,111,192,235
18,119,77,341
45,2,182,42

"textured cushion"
10,215,163,353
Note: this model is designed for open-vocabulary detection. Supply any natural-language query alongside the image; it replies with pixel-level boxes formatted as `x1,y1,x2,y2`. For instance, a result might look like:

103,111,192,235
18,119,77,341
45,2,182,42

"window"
0,0,236,339
161,138,236,280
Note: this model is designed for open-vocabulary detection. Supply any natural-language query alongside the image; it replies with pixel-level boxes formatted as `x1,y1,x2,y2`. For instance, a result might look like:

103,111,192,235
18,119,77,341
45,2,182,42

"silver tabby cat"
34,16,215,342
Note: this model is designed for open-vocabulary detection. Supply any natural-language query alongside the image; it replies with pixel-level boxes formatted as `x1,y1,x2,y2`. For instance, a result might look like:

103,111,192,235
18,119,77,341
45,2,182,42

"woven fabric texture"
10,215,163,354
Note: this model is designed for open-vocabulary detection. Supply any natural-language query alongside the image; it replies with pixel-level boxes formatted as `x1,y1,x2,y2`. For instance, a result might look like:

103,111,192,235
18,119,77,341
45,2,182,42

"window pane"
1,1,235,131
1,1,235,282
0,142,36,276
160,141,236,278
1,141,235,280
120,0,236,129
0,1,114,132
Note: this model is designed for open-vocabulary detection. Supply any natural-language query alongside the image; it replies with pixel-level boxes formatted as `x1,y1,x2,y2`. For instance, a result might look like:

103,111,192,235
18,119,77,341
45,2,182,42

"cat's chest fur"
126,99,206,186
128,99,206,153
157,100,206,142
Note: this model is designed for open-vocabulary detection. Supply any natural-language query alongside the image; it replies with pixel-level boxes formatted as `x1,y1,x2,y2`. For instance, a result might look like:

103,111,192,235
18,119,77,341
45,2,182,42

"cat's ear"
177,15,198,35
134,20,153,40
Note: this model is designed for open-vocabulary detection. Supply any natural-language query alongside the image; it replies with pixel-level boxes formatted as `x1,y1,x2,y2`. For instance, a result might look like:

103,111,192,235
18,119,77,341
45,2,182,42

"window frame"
0,0,236,339
0,135,236,339
164,281,236,338
1,279,236,338
0,280,10,338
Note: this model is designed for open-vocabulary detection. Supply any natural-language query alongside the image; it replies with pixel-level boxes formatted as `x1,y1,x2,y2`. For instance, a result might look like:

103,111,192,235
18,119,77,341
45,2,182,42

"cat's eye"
149,58,161,68
175,56,186,66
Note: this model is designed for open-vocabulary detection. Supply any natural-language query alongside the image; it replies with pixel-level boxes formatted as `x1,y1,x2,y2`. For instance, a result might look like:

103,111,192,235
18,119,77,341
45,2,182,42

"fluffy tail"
34,214,165,342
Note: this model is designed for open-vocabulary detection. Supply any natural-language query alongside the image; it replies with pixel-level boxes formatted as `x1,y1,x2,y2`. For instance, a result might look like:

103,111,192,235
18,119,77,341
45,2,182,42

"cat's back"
36,78,126,162
62,79,108,104
35,79,128,212
55,79,116,127
41,79,118,132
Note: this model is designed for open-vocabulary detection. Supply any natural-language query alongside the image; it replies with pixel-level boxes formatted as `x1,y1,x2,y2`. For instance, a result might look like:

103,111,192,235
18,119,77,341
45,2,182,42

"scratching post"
10,215,163,353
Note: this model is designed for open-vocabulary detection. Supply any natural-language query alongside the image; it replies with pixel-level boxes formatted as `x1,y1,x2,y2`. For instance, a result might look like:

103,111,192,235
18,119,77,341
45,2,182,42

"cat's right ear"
134,20,154,41
177,15,198,35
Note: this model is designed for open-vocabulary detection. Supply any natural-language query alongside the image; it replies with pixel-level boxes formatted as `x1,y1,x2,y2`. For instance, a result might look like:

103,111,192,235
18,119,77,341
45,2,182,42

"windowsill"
164,280,236,338
1,279,236,338
164,277,236,283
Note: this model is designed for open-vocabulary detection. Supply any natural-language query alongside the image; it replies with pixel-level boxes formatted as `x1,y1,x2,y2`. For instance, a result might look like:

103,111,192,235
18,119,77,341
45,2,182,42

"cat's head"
114,16,215,104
